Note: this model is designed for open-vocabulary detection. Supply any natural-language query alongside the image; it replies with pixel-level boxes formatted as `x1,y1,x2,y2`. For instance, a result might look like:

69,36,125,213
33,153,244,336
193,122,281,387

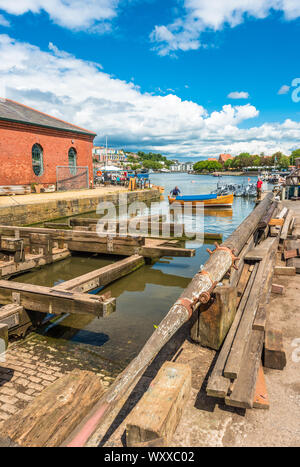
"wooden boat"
168,193,234,208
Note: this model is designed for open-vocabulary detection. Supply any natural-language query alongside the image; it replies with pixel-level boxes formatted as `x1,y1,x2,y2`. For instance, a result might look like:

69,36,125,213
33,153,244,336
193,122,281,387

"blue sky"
0,0,300,159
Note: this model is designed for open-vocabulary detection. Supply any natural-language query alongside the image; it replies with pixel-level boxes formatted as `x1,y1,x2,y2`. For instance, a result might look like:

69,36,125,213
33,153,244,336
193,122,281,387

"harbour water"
13,173,258,374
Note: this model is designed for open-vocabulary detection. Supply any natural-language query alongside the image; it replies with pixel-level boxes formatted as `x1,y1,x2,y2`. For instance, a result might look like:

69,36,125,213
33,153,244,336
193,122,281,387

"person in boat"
256,177,263,200
170,186,181,197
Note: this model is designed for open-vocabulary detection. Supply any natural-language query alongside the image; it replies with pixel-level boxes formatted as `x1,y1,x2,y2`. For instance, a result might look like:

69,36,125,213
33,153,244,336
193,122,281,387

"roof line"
2,98,97,136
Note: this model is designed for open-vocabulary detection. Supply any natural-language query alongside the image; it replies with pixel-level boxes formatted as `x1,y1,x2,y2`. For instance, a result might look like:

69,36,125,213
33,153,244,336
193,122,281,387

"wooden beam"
125,362,191,447
0,248,70,279
206,262,259,398
264,329,287,370
54,255,145,293
0,303,22,329
0,369,105,447
0,280,115,317
225,330,264,409
224,238,278,380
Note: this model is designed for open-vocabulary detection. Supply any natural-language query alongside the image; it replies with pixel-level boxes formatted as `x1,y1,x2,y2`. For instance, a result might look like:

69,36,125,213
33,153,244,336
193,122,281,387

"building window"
32,144,43,176
68,147,77,175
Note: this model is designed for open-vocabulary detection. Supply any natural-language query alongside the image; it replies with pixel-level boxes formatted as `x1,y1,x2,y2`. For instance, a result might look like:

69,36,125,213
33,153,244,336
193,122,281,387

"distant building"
170,162,194,172
219,154,234,165
207,158,218,162
0,99,96,188
93,146,127,165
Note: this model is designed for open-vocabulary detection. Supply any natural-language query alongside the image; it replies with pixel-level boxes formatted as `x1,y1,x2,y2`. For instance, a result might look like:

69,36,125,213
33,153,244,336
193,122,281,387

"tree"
194,160,222,173
290,149,300,165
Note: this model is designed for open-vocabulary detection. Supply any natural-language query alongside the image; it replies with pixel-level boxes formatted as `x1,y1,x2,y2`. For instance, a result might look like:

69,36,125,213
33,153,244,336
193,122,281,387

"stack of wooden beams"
206,236,279,409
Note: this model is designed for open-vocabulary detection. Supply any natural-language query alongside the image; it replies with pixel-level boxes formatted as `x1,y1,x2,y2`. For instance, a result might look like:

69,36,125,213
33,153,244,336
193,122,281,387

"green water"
13,173,258,373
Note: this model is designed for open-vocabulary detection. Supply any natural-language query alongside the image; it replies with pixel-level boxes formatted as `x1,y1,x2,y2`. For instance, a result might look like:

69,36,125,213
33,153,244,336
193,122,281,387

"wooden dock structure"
1,190,299,447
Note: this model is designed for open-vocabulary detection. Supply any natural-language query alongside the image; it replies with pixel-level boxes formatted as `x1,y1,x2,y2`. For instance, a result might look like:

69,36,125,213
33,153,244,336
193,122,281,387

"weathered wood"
283,249,299,260
269,218,284,227
44,222,70,229
253,305,266,331
258,201,278,229
125,362,191,447
286,257,300,273
0,303,22,329
0,370,105,447
224,237,278,380
206,262,259,398
67,193,276,446
264,329,287,370
190,285,237,350
54,255,145,293
236,264,251,299
253,364,269,410
274,266,296,276
0,238,23,252
245,236,278,262
271,284,284,294
0,248,70,279
225,330,264,409
280,211,293,240
0,280,115,317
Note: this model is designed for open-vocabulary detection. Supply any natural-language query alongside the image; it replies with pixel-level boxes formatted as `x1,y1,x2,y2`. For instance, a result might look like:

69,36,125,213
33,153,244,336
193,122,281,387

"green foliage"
193,160,223,172
142,160,163,170
290,149,300,165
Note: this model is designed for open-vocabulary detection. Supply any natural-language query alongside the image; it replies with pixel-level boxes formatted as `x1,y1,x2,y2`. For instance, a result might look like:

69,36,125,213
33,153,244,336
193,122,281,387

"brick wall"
0,121,95,186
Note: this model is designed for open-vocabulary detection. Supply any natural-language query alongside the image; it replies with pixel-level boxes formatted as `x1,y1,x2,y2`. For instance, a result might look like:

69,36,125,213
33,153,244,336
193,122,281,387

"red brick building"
0,99,96,189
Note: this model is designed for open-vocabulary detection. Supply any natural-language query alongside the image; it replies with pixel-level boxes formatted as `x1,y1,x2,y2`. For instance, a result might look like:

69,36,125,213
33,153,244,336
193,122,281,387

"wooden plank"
253,364,269,410
0,280,115,317
0,370,105,447
0,249,71,279
253,305,266,331
274,266,296,276
283,249,299,260
269,218,284,226
206,262,259,398
224,237,278,380
225,330,264,409
280,211,293,240
125,362,191,447
54,255,145,293
245,236,279,261
236,264,251,298
264,329,287,370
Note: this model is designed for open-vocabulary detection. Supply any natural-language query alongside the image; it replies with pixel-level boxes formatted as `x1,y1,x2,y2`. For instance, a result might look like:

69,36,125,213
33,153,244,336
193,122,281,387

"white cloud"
228,91,249,99
0,34,299,158
0,0,119,30
278,84,290,95
151,1,300,55
0,14,9,27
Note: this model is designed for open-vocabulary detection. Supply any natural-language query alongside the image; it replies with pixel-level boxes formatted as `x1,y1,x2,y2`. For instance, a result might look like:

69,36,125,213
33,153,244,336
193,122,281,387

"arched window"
68,147,77,175
32,144,43,176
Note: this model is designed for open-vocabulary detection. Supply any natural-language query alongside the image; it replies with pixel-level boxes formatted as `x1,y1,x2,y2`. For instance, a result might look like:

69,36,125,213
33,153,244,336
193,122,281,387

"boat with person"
168,193,234,208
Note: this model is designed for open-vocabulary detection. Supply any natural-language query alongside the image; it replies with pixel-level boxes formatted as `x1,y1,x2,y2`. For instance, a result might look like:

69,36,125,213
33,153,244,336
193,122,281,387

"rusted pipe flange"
207,242,240,271
176,298,194,318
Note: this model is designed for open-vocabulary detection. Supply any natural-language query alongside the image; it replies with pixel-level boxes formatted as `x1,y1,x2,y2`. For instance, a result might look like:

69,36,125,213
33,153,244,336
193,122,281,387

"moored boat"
168,193,234,208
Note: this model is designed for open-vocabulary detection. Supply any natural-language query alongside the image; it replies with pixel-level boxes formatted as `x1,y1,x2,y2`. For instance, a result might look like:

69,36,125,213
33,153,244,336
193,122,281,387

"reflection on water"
15,174,257,371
